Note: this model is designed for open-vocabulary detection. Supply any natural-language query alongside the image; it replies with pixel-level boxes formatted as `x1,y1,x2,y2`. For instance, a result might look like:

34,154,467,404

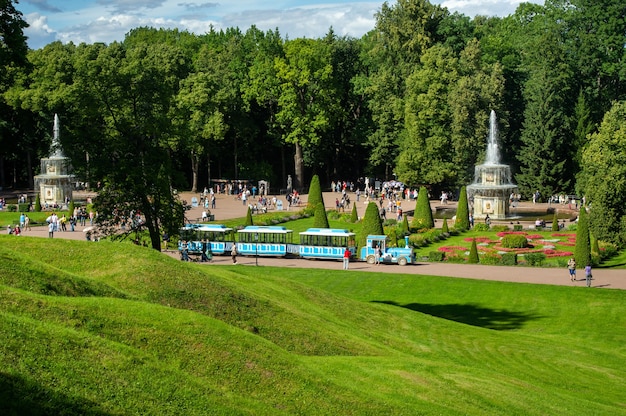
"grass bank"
1,235,624,415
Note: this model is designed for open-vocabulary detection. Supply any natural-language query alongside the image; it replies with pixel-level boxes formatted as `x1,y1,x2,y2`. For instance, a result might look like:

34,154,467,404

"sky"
16,0,541,50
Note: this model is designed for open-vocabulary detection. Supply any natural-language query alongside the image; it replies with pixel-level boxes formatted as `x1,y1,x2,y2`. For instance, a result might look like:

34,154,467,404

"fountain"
466,110,518,220
33,114,74,208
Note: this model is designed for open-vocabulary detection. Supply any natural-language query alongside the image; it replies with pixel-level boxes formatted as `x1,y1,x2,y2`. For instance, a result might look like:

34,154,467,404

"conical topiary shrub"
551,212,559,231
411,186,434,230
34,193,41,212
401,214,409,235
455,186,470,231
245,206,254,226
358,202,384,248
68,200,75,216
350,203,358,223
313,199,330,228
574,206,591,267
468,238,479,264
307,174,323,210
442,218,449,234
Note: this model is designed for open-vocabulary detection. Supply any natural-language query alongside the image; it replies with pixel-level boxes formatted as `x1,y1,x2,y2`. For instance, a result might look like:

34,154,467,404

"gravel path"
15,190,625,290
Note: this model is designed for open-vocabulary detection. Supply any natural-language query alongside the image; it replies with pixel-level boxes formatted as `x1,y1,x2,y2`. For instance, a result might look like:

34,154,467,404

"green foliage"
500,252,518,266
350,203,358,223
34,193,41,212
551,212,559,231
313,202,330,228
580,101,626,247
501,234,528,249
428,251,445,261
307,174,323,209
358,202,384,248
574,207,591,268
468,238,479,264
455,186,470,230
411,186,434,230
245,206,254,226
401,214,409,234
442,218,449,234
68,200,75,216
524,253,546,266
513,224,523,231
473,223,489,232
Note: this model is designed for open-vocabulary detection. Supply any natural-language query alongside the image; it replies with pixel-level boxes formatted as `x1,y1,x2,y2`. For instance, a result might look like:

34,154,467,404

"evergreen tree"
574,207,591,268
455,186,470,230
411,186,434,229
442,218,449,234
358,202,384,248
468,238,479,264
551,212,559,232
245,206,253,226
313,200,330,228
68,200,75,216
350,203,358,223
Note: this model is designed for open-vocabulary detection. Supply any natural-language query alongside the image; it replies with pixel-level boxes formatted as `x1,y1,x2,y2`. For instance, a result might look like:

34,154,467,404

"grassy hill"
1,235,625,415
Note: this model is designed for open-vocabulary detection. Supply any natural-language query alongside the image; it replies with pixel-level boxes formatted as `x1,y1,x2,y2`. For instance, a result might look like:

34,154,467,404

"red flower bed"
463,237,495,243
496,231,528,237
438,246,467,253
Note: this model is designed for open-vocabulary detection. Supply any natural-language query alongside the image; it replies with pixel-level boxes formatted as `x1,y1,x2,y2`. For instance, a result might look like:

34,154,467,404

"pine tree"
313,200,330,228
350,203,358,223
245,206,254,226
574,207,591,267
358,202,384,248
455,186,470,231
411,186,434,230
468,238,479,264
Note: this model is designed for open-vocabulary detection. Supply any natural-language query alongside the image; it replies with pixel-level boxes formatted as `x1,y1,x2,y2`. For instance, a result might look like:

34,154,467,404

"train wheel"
398,257,408,266
366,255,375,264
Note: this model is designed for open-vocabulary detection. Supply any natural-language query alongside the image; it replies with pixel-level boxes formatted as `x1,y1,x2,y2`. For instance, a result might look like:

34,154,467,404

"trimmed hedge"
500,252,518,266
429,251,445,261
524,253,546,266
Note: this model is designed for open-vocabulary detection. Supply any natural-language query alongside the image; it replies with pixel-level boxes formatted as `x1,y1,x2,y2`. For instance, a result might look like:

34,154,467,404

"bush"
513,224,523,231
501,234,528,248
500,252,518,266
409,234,428,248
455,186,470,231
442,218,449,234
412,186,434,229
428,251,445,261
7,204,17,212
473,223,490,232
491,225,510,232
524,253,546,266
479,253,501,265
468,238,479,263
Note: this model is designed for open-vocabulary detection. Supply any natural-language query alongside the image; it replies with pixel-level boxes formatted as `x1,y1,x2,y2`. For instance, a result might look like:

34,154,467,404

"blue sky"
16,0,541,49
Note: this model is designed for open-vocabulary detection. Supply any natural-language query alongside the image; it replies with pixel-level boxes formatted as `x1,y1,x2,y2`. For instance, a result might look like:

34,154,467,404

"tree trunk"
294,142,303,191
190,151,199,193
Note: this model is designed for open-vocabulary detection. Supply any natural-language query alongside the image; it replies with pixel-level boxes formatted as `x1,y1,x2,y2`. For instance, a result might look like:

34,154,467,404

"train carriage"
179,223,234,255
236,225,294,256
299,228,356,260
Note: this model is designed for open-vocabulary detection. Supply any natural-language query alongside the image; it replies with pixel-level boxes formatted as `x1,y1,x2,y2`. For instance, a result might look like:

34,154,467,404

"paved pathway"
11,190,625,290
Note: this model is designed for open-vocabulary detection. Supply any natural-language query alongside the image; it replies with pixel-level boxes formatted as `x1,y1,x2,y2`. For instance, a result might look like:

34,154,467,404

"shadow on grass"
373,301,541,330
0,372,112,416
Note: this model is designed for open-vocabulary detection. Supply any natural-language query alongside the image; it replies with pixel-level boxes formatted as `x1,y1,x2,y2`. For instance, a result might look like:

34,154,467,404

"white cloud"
24,13,58,47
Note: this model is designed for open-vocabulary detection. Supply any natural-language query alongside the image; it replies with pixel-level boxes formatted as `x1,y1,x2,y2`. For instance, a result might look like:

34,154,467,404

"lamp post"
254,232,259,266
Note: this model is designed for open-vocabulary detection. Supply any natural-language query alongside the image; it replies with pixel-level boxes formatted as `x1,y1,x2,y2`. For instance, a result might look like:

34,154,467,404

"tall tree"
275,38,337,189
578,100,626,246
73,41,189,249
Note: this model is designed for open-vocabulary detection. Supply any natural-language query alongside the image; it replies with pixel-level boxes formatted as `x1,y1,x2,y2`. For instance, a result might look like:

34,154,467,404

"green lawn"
1,235,625,415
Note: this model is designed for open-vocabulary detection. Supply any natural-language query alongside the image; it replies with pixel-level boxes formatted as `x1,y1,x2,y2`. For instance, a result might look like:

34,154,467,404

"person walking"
585,264,593,287
231,243,238,264
567,257,576,281
374,246,382,265
343,247,351,270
